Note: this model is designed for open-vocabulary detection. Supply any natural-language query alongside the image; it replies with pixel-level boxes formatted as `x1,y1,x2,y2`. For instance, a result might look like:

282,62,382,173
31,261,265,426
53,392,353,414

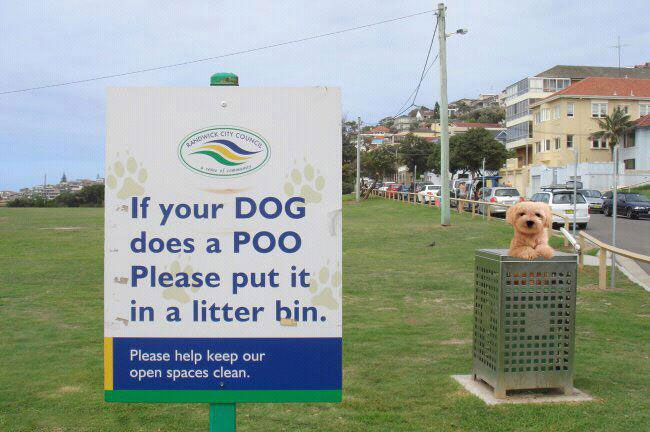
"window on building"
592,102,607,118
542,78,571,92
541,108,550,122
506,121,532,143
554,105,561,119
623,133,635,148
640,103,650,116
624,159,636,170
566,135,573,148
545,139,551,151
535,112,541,124
591,138,607,149
554,138,561,150
535,141,541,153
615,105,628,114
567,103,574,117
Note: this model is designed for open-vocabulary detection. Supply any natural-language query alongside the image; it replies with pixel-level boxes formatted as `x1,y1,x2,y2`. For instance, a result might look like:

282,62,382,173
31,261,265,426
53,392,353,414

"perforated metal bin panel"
473,249,577,398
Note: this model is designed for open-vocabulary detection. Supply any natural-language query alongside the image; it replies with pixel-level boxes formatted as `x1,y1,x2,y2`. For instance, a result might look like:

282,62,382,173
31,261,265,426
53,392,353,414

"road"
584,213,650,273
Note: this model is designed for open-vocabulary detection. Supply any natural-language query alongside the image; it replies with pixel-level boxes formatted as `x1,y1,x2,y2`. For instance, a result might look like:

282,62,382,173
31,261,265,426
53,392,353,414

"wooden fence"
370,189,650,289
578,231,650,289
369,189,573,246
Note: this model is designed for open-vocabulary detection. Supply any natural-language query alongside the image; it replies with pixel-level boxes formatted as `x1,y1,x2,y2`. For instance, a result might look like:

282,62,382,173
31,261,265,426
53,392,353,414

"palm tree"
590,107,634,154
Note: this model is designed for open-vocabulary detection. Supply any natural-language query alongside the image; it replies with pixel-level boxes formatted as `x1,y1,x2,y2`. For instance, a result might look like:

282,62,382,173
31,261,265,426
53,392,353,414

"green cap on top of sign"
210,72,239,86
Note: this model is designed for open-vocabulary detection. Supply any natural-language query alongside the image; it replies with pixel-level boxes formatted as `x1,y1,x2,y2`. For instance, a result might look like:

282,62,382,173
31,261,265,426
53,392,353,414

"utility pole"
356,117,361,201
437,2,450,225
611,147,618,288
414,164,417,189
572,147,578,238
482,158,486,220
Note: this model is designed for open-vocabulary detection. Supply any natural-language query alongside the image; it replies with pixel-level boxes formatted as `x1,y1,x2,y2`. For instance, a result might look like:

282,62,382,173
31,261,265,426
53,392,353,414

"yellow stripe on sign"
199,144,249,161
104,337,113,391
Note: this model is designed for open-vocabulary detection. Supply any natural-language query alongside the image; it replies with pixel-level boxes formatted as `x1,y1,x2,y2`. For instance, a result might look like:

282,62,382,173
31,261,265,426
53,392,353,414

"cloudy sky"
1,0,648,190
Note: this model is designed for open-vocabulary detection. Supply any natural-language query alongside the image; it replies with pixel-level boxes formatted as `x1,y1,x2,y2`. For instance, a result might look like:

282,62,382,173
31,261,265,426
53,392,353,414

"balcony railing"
505,110,531,123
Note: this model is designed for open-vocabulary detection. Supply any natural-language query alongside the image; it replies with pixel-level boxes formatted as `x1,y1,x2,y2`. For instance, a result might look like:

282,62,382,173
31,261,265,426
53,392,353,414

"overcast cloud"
1,0,648,190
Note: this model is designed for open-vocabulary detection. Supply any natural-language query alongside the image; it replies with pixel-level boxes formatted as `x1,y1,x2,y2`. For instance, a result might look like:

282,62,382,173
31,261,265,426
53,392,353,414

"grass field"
1,199,649,431
623,184,650,198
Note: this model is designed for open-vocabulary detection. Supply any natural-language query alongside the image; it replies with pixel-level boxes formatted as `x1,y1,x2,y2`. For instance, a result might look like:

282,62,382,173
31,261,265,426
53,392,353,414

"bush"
7,184,104,207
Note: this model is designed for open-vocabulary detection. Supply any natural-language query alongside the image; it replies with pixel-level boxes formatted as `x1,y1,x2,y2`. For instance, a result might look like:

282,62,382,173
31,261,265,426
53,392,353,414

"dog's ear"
506,203,518,225
543,203,553,228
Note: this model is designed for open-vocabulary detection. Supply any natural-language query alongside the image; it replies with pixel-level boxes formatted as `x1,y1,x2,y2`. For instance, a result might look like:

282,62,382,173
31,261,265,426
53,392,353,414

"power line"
0,9,434,96
392,16,439,118
393,54,439,118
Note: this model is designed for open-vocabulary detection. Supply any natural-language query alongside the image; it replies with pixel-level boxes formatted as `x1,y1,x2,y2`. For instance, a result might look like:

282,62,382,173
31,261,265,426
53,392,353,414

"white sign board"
104,87,341,403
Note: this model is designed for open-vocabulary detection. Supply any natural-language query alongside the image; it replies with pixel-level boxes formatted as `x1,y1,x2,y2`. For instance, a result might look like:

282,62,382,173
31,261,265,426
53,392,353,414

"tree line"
342,121,512,193
6,184,105,207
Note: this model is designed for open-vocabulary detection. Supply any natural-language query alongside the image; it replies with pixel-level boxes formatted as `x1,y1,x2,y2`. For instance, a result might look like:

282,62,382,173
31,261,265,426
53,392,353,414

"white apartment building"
504,64,650,169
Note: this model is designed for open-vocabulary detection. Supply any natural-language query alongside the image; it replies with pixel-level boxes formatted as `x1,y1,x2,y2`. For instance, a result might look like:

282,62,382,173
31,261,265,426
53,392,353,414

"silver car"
478,187,523,214
578,189,604,213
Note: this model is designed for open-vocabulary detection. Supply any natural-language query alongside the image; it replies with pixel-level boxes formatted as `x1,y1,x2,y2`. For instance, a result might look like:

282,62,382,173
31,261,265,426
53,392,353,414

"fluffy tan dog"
506,201,554,260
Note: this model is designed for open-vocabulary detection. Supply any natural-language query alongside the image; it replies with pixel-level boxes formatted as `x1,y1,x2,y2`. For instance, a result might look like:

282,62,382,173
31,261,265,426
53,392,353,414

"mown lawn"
623,184,650,198
0,199,648,431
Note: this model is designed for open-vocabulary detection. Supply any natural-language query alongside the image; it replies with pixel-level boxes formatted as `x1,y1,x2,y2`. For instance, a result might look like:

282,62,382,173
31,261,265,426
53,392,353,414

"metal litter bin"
473,249,577,398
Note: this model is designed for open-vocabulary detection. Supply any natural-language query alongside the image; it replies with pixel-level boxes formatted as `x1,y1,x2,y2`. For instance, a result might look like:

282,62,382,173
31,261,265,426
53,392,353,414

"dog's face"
506,201,552,234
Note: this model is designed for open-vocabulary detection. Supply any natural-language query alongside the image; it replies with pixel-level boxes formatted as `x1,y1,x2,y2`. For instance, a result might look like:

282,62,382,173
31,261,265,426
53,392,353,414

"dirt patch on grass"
56,385,81,395
43,385,82,399
579,284,604,291
440,338,471,345
39,227,84,231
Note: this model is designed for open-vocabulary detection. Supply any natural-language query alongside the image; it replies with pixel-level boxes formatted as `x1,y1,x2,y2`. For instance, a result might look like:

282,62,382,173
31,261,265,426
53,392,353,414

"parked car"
414,182,433,194
603,192,650,219
578,189,604,213
478,187,524,214
531,188,590,228
398,184,412,199
380,182,396,192
386,183,401,198
417,184,442,203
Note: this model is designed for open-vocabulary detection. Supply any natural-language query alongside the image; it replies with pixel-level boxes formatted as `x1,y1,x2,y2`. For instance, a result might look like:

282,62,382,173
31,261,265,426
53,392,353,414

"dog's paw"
535,245,554,259
519,248,540,260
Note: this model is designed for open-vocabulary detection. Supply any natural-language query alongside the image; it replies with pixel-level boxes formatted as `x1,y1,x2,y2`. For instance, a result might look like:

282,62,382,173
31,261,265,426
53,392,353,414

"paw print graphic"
284,161,325,204
106,154,148,200
162,259,195,304
308,263,342,310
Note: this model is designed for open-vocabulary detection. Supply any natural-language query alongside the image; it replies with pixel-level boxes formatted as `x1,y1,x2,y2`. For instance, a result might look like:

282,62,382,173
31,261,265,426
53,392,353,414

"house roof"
450,122,503,129
370,125,390,133
536,65,650,79
531,77,650,107
634,114,650,127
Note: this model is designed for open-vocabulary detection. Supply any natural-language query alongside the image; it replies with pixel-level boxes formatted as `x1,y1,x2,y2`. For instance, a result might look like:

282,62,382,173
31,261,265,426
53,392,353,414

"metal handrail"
577,230,650,290
579,231,650,263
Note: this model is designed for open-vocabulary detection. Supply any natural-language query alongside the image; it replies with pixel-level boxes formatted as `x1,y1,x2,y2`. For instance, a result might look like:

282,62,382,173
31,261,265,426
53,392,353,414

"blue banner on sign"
113,338,342,391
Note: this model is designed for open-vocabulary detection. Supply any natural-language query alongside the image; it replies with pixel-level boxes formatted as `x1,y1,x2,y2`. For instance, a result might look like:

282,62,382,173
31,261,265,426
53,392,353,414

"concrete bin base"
452,375,594,405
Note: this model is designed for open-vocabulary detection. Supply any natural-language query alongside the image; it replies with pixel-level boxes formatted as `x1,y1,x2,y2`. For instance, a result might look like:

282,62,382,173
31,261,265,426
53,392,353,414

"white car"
378,182,395,192
478,187,523,214
530,189,590,228
417,184,441,203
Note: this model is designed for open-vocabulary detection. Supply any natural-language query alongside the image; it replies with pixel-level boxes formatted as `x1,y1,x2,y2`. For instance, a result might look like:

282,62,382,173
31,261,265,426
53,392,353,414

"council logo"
178,126,270,177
